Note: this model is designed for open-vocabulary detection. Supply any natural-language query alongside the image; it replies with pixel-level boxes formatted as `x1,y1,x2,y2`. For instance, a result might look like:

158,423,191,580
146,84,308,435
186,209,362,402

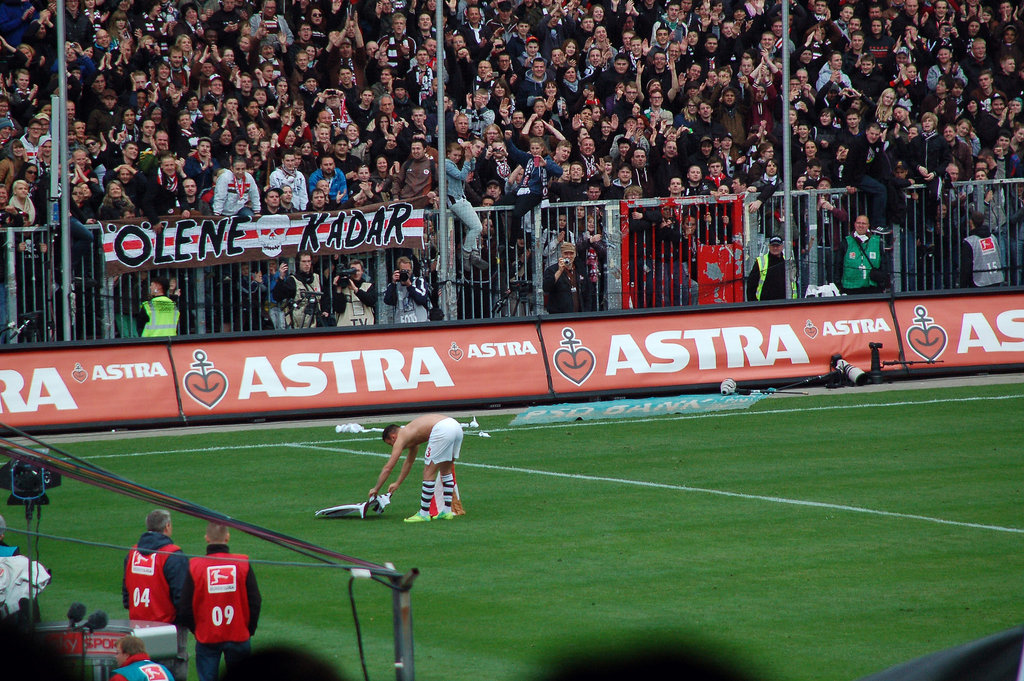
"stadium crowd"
1,0,1022,328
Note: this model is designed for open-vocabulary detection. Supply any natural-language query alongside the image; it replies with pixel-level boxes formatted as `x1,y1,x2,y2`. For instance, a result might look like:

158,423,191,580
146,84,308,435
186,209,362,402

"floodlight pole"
434,0,450,318
54,0,71,340
391,568,419,681
781,0,795,298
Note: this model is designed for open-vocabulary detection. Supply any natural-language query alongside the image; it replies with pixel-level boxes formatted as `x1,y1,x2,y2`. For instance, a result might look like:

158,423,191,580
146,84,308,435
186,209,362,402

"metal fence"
753,178,1024,294
3,179,1021,344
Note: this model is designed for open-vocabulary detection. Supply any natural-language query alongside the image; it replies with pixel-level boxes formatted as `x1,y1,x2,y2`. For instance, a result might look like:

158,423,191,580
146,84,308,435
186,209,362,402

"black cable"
348,577,370,681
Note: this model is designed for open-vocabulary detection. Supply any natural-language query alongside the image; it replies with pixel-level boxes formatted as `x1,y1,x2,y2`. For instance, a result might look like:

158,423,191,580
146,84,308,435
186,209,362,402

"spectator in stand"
307,155,348,207
267,148,308,210
180,177,212,217
543,240,587,314
143,153,187,224
183,138,219,195
498,136,563,240
212,156,261,218
393,138,436,207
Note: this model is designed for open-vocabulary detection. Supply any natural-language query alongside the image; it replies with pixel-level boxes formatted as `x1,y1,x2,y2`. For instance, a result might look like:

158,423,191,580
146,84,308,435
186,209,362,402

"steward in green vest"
838,215,887,294
137,276,180,336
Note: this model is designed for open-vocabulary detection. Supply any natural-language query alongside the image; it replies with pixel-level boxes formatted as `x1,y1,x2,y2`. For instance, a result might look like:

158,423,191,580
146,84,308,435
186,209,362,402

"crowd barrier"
0,290,1020,432
755,178,1024,293
3,179,1022,345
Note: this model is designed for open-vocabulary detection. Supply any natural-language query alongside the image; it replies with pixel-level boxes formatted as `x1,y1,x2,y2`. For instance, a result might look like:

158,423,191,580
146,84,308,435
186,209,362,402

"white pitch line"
295,443,1024,536
70,392,1023,534
82,391,1024,461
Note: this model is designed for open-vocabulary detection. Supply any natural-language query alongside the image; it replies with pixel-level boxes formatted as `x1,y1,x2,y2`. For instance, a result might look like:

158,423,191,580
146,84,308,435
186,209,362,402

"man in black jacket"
143,153,187,224
543,241,588,313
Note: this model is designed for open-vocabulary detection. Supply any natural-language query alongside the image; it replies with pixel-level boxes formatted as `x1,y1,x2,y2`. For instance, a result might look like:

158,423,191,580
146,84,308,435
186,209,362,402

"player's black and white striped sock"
441,474,455,512
420,481,435,514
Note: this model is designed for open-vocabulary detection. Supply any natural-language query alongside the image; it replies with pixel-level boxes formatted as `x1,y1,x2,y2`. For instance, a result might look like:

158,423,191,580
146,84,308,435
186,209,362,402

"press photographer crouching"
332,259,376,327
273,251,327,329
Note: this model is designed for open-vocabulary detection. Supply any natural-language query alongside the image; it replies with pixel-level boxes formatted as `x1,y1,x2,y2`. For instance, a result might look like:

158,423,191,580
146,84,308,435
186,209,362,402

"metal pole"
54,0,71,340
391,569,419,681
434,5,449,315
781,0,794,299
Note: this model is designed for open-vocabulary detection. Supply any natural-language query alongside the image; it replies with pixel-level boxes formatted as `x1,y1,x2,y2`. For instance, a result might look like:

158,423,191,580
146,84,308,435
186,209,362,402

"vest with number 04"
125,544,182,622
190,554,252,644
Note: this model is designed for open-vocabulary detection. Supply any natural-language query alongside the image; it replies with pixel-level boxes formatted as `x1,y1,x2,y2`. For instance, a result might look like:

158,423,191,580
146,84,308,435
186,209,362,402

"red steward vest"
124,544,182,622
189,553,251,644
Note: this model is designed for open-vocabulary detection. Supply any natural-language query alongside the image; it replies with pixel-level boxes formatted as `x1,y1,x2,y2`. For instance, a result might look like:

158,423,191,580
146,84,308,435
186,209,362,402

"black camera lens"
399,271,410,283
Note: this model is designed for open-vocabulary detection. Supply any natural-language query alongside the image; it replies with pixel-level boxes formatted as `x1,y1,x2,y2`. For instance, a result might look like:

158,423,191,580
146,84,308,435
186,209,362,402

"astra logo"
605,325,810,374
91,362,170,380
820,318,892,336
466,341,538,358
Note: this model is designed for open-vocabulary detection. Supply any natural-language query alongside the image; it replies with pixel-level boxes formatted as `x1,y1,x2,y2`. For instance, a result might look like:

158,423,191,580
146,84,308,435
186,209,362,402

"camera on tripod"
292,290,323,316
509,279,533,294
0,459,61,505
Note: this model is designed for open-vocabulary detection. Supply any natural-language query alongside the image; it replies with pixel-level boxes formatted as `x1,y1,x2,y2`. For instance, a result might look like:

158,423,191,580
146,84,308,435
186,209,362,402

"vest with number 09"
189,553,252,644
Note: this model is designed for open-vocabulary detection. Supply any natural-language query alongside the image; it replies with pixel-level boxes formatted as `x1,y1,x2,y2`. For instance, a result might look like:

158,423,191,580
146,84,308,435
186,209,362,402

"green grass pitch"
15,383,1024,681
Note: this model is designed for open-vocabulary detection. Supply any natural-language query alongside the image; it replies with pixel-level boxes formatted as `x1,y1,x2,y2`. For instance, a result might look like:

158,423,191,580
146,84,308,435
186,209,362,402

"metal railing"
4,178,1021,344
753,178,1024,294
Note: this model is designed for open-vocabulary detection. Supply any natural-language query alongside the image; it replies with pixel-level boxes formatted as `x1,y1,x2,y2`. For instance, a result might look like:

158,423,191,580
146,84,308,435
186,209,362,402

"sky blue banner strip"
510,393,767,425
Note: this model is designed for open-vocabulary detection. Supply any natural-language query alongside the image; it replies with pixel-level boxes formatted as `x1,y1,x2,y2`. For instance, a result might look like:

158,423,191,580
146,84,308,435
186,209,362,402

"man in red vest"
181,522,261,681
122,509,188,680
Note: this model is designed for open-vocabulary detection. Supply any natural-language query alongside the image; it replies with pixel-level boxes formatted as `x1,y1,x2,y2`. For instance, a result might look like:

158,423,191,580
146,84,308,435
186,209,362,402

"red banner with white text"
0,293,1019,430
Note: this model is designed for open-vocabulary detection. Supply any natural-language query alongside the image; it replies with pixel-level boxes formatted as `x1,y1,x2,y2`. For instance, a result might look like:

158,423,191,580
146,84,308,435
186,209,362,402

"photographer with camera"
383,256,431,324
332,259,376,327
543,240,587,314
273,251,327,328
837,215,888,295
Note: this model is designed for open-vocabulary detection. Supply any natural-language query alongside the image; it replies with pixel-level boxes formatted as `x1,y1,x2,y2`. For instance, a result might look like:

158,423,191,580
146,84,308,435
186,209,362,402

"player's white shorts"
424,417,463,465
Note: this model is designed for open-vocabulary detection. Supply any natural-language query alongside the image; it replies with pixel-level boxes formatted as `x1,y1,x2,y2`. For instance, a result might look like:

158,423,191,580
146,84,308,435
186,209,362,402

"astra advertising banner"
0,293,1020,429
540,300,898,393
101,203,426,275
168,325,550,418
0,345,181,428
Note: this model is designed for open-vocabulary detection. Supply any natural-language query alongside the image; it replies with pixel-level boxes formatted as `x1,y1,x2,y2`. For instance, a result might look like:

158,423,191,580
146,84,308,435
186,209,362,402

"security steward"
837,214,887,294
746,235,796,301
960,211,1005,288
137,276,180,336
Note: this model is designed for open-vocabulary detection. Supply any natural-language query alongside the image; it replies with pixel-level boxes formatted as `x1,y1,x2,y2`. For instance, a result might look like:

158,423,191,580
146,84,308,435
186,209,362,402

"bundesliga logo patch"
131,552,156,576
207,565,237,593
